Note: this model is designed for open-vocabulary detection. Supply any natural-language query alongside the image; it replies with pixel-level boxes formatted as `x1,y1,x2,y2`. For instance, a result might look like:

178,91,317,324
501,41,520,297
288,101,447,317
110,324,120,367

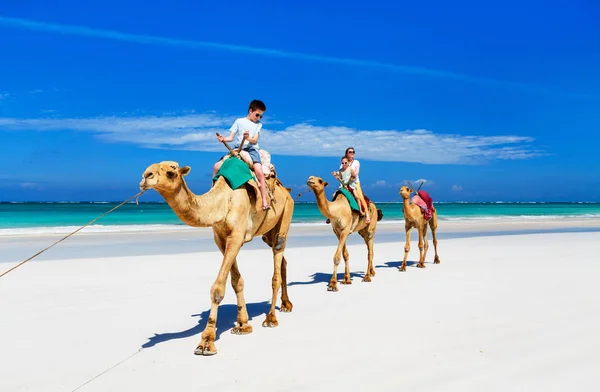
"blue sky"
1,1,599,202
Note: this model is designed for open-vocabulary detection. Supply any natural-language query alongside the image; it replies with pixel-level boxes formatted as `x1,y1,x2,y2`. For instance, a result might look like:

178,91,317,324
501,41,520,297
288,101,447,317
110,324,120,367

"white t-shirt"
230,117,262,150
339,159,361,183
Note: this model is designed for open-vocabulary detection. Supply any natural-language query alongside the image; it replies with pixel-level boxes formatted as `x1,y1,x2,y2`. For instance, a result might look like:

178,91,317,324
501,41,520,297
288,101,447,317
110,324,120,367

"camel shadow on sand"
375,260,431,269
288,271,366,287
141,300,272,349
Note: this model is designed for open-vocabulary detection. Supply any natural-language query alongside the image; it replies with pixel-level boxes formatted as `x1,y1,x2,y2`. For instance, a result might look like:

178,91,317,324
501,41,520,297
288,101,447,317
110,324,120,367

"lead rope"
0,190,146,279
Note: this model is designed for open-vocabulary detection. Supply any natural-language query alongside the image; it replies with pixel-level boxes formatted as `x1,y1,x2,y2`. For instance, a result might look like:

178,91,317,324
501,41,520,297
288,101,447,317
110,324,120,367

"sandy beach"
2,220,600,391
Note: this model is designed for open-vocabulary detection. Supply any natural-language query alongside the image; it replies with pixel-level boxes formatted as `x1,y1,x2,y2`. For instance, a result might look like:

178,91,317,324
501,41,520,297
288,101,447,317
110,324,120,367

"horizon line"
0,15,595,99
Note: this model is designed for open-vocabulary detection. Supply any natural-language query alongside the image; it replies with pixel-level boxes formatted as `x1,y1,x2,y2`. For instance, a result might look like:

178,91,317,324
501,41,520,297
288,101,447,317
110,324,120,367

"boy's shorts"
228,145,261,164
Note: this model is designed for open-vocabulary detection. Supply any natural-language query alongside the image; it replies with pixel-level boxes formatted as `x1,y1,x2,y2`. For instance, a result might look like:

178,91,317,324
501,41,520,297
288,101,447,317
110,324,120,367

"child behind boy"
213,99,270,210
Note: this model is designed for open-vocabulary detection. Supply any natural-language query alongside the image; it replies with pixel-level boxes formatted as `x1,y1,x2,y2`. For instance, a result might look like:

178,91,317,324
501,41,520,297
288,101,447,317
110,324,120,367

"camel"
139,159,294,356
306,176,383,292
399,185,440,271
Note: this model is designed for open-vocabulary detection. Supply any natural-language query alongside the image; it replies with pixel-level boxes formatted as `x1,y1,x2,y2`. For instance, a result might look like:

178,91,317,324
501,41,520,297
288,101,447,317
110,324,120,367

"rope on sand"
0,190,146,279
70,348,145,392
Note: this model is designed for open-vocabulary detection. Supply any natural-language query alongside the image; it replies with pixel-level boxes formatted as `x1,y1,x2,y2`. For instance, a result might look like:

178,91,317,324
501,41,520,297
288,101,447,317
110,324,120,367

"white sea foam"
1,214,600,236
0,224,196,236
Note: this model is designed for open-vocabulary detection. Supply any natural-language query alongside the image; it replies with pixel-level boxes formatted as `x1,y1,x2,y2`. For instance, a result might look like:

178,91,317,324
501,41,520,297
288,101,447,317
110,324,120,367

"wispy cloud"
0,113,546,164
0,16,592,98
0,92,9,101
452,185,464,192
20,182,43,190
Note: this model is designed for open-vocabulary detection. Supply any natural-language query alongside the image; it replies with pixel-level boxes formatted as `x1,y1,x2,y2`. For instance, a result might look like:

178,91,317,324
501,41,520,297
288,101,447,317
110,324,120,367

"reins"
0,190,146,279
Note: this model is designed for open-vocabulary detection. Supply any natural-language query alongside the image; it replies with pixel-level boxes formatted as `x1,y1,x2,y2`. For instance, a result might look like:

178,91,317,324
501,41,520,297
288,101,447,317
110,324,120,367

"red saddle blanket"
412,190,435,221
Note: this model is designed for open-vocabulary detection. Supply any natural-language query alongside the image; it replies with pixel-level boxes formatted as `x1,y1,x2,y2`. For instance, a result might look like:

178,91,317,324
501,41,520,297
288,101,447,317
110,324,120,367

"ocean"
1,201,600,235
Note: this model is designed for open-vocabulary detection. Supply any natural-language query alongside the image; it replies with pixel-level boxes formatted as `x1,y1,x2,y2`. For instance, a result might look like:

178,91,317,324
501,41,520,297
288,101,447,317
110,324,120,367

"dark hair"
345,147,355,155
341,156,348,161
248,99,266,112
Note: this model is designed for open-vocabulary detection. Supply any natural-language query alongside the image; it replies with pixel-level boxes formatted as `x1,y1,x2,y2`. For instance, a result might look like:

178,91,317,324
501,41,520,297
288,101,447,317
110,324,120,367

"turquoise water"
1,202,600,234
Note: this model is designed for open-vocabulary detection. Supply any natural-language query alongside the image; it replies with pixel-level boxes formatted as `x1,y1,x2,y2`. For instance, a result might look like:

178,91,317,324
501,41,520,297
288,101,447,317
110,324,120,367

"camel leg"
211,234,252,336
422,224,430,266
400,225,412,272
341,244,352,285
194,234,243,356
280,256,293,312
416,226,426,268
330,229,351,291
230,261,253,334
263,250,283,327
358,224,375,282
430,214,441,264
263,197,294,327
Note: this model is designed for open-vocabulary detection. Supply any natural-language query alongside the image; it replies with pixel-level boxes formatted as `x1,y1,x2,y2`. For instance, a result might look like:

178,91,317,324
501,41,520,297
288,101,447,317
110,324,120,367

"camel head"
140,161,191,193
306,176,328,193
399,185,413,200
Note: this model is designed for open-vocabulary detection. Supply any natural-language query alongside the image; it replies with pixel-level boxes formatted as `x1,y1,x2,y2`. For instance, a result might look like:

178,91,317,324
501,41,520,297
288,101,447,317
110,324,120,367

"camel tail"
376,208,383,221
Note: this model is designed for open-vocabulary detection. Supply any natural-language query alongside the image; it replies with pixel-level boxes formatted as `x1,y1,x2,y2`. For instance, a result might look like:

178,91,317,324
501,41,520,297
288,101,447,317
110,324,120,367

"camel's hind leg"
262,195,294,327
195,233,243,356
430,212,440,264
358,211,377,282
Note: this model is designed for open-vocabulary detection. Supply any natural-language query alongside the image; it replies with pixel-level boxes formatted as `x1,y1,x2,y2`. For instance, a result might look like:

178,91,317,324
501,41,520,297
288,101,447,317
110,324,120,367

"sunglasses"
342,162,349,165
347,151,355,154
253,113,263,119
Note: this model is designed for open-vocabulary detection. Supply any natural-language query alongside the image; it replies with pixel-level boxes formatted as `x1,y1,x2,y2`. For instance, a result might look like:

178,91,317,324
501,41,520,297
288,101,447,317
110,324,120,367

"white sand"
1,228,600,391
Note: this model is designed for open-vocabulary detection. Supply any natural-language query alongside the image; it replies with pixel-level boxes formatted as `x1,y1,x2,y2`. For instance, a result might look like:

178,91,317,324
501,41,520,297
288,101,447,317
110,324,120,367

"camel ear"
180,166,191,176
324,181,328,187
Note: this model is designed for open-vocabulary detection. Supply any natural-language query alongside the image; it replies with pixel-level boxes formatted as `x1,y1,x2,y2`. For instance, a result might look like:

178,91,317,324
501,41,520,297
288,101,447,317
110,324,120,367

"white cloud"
452,185,464,192
0,92,9,101
20,182,43,190
0,114,546,164
374,180,387,187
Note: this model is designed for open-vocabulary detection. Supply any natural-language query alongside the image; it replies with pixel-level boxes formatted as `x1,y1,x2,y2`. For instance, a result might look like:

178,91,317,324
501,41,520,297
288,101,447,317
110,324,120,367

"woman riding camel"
339,147,370,223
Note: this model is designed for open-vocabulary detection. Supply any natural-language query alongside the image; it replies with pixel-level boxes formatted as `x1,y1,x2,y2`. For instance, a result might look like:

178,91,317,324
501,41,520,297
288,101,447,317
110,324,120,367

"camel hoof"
434,257,441,264
262,319,279,328
398,266,406,272
231,323,253,335
362,276,372,282
417,263,426,269
262,313,279,328
340,279,352,285
279,300,293,313
327,285,338,292
194,344,217,356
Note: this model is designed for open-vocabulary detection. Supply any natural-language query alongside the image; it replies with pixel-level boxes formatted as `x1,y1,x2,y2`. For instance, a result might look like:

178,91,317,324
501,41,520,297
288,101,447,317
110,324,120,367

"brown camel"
306,176,383,291
140,159,294,356
399,185,440,271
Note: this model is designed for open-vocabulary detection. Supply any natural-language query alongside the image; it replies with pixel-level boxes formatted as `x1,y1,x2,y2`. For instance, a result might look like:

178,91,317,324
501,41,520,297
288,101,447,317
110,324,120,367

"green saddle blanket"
332,188,361,212
212,157,254,190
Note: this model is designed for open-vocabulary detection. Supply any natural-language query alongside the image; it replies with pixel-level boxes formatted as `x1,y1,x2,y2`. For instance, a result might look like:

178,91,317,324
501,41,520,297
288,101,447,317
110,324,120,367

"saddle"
214,149,280,206
411,190,435,221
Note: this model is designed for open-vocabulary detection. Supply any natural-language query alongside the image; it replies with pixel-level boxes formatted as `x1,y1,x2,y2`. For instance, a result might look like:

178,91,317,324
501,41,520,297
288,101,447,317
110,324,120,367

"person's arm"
245,131,259,144
350,168,357,180
245,123,262,144
352,160,360,176
217,121,238,142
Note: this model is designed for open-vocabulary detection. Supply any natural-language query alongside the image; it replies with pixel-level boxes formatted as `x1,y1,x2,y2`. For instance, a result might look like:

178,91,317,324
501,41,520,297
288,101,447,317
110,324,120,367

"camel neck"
313,188,333,219
162,179,229,227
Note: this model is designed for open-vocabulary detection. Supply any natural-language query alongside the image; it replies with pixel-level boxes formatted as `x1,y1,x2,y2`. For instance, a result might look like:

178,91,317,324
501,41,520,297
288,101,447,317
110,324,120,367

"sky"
1,0,599,202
